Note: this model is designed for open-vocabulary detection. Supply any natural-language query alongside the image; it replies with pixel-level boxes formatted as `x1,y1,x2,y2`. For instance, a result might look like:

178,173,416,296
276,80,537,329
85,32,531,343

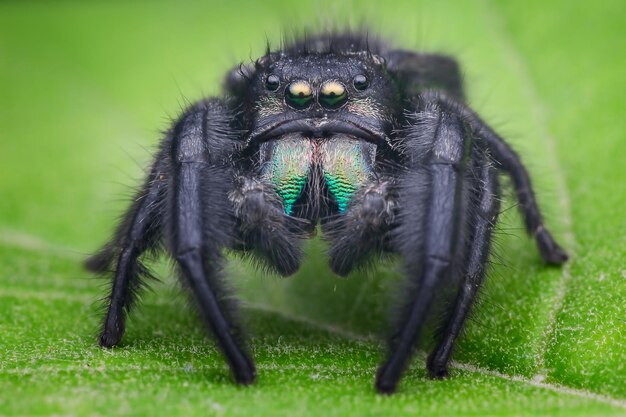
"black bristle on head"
276,30,387,57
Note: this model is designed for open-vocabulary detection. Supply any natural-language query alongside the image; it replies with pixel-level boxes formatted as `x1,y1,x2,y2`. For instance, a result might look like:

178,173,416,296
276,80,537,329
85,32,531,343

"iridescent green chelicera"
262,137,313,214
262,135,375,214
319,137,376,212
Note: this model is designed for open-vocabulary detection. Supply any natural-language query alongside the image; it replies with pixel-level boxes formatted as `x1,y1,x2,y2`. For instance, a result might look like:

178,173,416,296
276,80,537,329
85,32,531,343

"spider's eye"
353,74,369,91
285,80,313,109
319,80,348,109
265,75,280,91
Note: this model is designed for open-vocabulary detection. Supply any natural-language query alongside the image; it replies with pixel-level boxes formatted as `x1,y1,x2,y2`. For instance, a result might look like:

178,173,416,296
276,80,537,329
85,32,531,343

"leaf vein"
480,0,578,379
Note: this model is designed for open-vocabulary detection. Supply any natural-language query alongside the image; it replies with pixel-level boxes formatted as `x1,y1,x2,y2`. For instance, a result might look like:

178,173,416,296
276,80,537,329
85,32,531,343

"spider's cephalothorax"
87,33,568,394
232,45,401,229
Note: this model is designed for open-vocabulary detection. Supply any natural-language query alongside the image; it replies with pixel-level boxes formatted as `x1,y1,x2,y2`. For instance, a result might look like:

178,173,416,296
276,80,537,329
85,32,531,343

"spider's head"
227,46,400,145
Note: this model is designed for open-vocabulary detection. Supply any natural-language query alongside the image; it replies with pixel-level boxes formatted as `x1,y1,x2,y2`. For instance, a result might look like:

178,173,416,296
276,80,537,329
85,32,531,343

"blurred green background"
1,1,624,416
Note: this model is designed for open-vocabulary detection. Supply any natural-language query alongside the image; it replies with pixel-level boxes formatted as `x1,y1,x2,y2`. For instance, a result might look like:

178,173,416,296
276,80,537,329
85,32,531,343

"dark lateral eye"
265,75,280,91
353,74,369,90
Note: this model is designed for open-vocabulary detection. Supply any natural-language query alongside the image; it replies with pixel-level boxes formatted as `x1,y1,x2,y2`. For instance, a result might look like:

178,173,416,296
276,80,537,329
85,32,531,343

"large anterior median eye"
286,80,314,109
319,80,348,109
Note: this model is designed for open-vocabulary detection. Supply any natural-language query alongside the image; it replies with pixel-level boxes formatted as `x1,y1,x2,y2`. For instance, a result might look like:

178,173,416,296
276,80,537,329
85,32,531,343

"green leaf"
0,0,624,416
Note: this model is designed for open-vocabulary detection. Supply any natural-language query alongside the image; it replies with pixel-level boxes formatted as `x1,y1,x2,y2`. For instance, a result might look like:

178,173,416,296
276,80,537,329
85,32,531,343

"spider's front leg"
376,97,473,394
88,99,255,384
427,150,500,378
167,100,255,384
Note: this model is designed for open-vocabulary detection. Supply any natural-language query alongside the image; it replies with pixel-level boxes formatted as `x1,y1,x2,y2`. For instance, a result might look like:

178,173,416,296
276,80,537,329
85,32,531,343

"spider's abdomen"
259,134,377,216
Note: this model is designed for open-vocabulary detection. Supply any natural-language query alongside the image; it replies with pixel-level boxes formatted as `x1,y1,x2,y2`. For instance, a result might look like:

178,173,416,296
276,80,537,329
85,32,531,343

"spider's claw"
99,318,124,348
233,362,257,386
535,226,569,265
426,353,450,380
99,330,122,348
544,245,569,265
375,363,399,395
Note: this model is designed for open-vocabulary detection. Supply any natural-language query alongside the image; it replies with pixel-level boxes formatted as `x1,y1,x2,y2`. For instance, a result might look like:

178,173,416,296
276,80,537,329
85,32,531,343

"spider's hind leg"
384,50,465,100
425,92,568,264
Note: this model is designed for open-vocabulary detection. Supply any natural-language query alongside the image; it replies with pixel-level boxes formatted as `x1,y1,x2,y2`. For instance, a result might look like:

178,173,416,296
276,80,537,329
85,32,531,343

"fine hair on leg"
86,143,170,347
167,99,256,384
427,150,501,378
376,94,471,393
421,91,567,264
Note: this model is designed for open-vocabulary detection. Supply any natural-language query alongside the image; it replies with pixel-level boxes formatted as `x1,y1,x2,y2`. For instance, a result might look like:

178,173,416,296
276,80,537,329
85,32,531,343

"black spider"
86,32,568,394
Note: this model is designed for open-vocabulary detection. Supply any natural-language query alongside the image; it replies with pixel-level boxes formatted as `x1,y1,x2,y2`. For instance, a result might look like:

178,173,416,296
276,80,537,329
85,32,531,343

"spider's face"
244,52,400,145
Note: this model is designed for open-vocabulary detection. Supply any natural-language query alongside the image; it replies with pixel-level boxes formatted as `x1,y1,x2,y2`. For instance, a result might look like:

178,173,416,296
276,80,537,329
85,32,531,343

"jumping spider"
87,33,568,394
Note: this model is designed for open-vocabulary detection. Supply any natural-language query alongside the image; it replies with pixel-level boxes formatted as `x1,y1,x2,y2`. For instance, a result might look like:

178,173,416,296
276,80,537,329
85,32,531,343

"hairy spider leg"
88,100,255,383
85,146,169,347
376,96,471,394
169,100,255,384
427,152,501,378
422,92,568,265
385,49,566,265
